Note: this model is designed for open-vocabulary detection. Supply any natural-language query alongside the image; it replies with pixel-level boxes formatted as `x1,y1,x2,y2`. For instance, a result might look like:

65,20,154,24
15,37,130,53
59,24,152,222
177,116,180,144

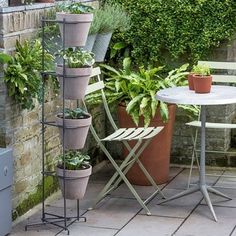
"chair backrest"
85,67,118,132
198,61,236,83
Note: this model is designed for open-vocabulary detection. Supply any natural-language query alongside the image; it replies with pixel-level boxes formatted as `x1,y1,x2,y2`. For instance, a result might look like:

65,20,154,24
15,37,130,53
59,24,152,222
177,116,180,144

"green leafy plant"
59,48,95,68
105,0,236,65
0,39,55,110
88,58,189,127
94,3,130,34
56,2,94,14
58,108,90,119
58,150,90,170
192,64,211,76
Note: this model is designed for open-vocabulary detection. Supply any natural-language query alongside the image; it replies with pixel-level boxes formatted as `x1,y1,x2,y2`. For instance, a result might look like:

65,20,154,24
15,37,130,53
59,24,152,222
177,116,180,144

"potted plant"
87,58,190,185
56,47,95,100
56,2,94,47
187,72,195,90
192,64,212,93
55,108,92,150
92,3,130,62
82,9,101,52
56,150,92,199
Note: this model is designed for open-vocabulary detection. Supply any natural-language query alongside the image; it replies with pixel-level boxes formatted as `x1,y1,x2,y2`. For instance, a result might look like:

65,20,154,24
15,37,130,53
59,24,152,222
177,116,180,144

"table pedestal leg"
160,106,232,221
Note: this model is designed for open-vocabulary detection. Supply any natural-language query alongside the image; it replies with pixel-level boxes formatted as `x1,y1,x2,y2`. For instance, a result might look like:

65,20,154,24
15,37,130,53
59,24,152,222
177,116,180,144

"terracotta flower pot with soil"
57,164,92,200
56,13,93,47
193,75,212,93
56,65,92,100
187,73,195,90
55,111,92,150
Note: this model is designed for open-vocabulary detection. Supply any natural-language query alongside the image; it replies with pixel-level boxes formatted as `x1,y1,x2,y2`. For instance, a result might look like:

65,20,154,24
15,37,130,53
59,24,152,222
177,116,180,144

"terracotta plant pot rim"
56,12,93,22
56,65,92,76
55,115,92,128
193,74,212,78
57,164,92,178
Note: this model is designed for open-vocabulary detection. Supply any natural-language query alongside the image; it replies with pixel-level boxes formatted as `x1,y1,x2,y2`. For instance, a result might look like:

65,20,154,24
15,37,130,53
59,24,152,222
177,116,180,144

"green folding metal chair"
84,67,165,215
187,61,236,189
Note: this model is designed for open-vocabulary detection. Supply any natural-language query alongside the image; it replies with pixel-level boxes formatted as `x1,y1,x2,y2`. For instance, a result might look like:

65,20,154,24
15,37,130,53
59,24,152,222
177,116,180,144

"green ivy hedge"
107,0,236,65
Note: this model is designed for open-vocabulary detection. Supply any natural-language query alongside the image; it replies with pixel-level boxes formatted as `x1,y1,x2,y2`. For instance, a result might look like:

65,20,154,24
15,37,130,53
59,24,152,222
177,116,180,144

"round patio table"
156,85,236,221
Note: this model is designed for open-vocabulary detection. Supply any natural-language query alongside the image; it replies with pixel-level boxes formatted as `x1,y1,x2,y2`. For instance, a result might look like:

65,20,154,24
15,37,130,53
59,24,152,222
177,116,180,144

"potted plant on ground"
56,108,92,150
87,58,193,185
192,64,212,93
56,2,94,47
56,47,95,100
92,3,130,62
56,150,92,199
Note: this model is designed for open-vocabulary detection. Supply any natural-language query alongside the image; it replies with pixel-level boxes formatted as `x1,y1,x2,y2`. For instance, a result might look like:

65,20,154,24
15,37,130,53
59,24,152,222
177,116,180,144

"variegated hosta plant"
58,47,95,68
99,58,192,127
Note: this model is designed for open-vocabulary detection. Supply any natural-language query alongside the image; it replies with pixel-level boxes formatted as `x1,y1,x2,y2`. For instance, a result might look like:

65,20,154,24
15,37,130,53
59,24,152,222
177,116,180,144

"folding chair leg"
112,139,165,199
89,140,154,215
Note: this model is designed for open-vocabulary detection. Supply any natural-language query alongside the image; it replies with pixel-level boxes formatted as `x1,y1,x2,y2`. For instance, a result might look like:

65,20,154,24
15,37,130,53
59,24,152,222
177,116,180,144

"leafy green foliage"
58,47,95,68
56,2,94,14
57,108,90,119
106,0,236,65
1,40,55,110
58,150,90,170
192,64,211,76
92,3,131,34
100,58,189,127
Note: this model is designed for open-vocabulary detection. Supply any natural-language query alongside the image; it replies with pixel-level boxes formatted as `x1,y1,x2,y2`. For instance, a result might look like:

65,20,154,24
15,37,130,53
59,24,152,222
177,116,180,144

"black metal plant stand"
25,17,86,235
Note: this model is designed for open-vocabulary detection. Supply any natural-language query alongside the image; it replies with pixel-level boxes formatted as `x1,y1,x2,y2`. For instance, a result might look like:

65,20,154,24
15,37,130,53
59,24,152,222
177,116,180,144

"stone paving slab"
11,167,236,236
174,205,236,236
116,215,183,236
81,197,141,229
140,188,203,218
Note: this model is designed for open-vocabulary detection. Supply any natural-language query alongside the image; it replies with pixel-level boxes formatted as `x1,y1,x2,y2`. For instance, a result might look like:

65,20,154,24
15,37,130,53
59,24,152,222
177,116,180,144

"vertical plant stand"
25,16,88,236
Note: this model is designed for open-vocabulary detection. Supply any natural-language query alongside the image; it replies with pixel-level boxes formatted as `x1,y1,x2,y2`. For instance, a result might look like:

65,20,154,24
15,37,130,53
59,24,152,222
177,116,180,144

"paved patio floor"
11,164,236,236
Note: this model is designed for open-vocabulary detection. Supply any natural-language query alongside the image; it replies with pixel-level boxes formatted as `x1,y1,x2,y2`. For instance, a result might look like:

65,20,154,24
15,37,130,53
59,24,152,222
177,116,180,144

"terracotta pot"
56,66,92,100
193,74,212,93
57,165,92,199
187,73,194,90
118,104,176,185
56,13,93,47
55,115,92,150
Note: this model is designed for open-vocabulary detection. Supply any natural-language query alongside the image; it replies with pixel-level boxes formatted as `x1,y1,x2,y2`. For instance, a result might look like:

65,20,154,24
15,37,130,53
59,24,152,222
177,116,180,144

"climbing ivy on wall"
105,0,236,65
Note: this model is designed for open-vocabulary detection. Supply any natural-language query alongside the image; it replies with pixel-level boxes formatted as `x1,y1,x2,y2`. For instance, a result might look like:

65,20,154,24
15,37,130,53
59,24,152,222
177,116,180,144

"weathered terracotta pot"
55,115,92,150
56,65,92,100
118,104,176,185
187,73,194,90
57,164,92,199
56,13,93,47
193,74,212,93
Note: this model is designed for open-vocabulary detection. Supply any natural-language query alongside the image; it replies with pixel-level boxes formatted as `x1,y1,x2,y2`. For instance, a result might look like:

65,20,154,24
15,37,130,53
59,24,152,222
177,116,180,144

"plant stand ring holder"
156,85,236,222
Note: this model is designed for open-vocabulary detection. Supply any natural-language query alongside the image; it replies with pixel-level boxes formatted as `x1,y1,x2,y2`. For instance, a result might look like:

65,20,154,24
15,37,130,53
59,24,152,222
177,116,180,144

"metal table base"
160,105,232,221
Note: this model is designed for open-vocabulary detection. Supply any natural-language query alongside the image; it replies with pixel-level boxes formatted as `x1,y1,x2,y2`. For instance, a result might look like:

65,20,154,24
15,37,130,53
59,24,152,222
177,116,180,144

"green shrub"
106,0,236,65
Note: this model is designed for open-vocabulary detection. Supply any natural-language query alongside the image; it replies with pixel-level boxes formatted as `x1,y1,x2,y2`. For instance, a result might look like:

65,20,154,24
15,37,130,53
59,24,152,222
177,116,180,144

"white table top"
156,85,236,105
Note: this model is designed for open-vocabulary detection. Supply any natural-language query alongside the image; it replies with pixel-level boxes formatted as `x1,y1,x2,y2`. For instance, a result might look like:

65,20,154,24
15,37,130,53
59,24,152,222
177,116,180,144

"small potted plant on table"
56,2,94,47
56,47,95,100
56,108,92,150
56,150,92,199
192,64,212,93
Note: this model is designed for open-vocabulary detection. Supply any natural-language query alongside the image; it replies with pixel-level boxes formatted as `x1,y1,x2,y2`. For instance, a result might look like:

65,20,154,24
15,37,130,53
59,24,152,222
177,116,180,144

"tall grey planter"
0,148,13,236
92,32,112,62
82,34,97,52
